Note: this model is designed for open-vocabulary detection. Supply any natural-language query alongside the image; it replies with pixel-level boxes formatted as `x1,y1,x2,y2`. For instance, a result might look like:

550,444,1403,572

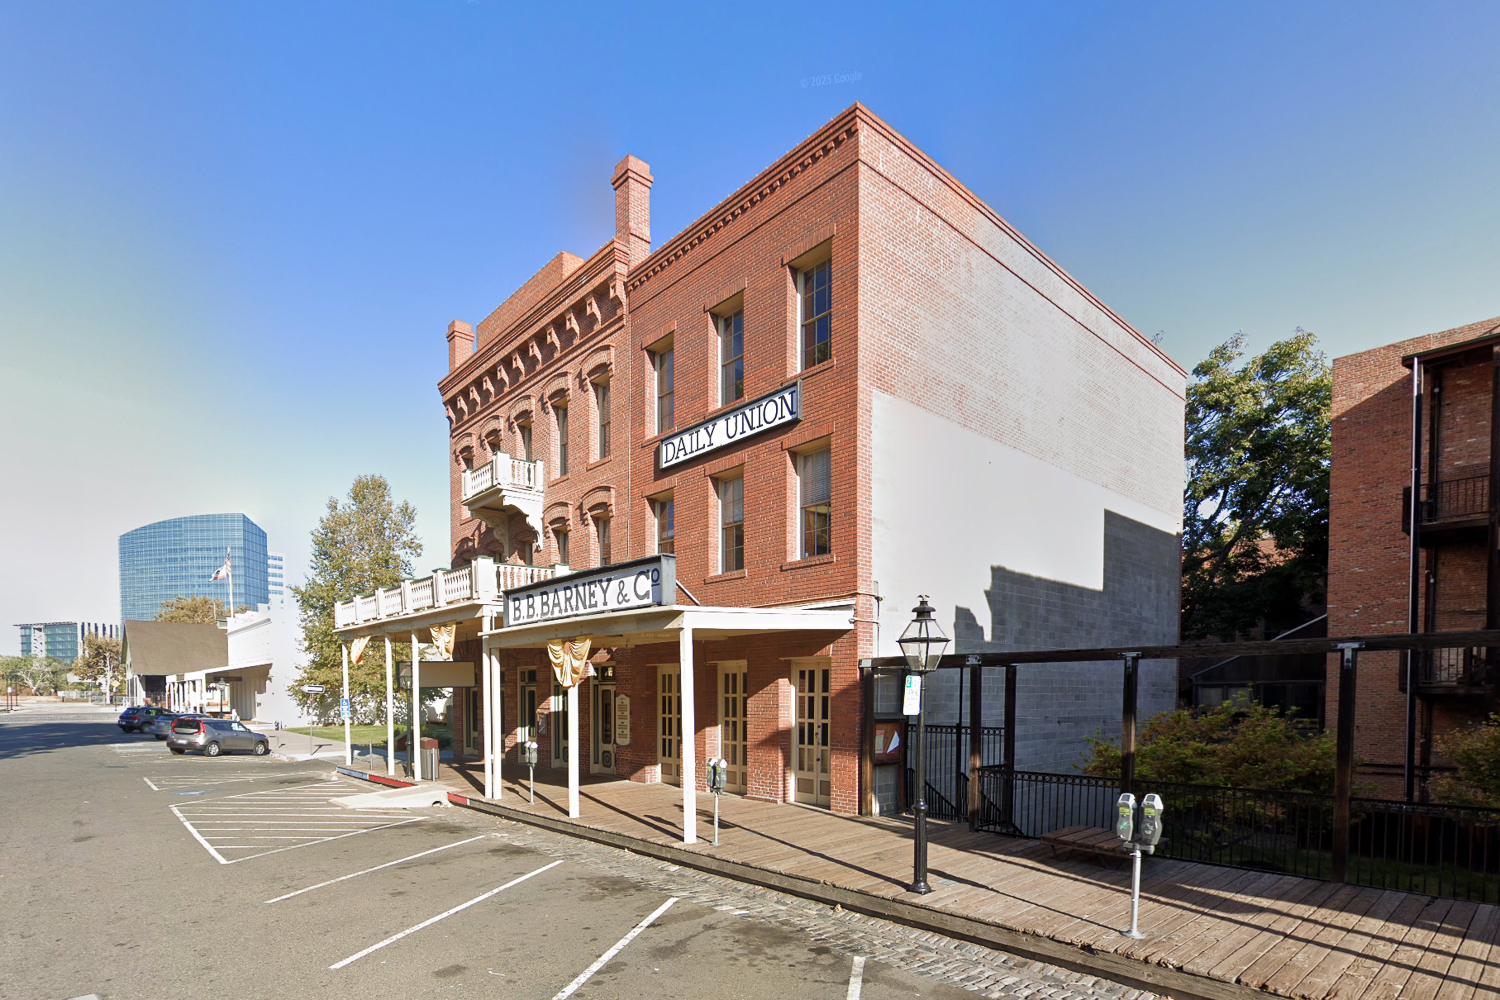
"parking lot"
1,707,1141,1000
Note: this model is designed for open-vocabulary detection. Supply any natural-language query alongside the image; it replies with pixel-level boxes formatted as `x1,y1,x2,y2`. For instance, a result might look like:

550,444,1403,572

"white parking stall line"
846,956,867,1000
142,777,160,791
265,835,489,903
172,779,425,864
551,897,679,1000
330,859,565,969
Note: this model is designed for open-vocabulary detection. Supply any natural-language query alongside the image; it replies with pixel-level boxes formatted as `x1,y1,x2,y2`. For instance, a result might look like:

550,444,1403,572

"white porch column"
341,642,352,767
411,630,422,781
384,635,395,778
679,622,697,845
481,619,493,799
493,645,503,799
567,682,580,818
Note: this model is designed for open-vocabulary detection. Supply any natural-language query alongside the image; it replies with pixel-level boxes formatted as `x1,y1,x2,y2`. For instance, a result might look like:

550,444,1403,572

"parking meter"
706,757,728,844
1115,793,1136,844
1138,793,1165,855
522,740,539,803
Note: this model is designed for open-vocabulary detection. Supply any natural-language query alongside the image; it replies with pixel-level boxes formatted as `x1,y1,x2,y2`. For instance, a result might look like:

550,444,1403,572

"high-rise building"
267,552,288,611
16,622,119,664
118,514,269,623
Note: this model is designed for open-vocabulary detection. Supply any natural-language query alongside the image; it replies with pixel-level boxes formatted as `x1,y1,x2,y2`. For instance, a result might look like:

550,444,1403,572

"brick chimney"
612,155,653,268
447,320,474,371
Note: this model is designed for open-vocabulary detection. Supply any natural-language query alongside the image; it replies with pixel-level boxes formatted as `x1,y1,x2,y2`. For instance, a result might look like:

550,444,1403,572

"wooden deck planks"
1431,903,1500,1000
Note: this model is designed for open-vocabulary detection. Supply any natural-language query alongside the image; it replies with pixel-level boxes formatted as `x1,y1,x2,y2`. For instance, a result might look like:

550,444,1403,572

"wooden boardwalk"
432,762,1500,1000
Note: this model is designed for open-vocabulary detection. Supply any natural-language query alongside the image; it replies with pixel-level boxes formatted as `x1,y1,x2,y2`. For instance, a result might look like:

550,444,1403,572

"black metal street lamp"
897,595,949,894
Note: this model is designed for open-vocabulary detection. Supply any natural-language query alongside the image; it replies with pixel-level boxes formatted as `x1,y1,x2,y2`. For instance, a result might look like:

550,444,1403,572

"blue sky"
3,2,1498,650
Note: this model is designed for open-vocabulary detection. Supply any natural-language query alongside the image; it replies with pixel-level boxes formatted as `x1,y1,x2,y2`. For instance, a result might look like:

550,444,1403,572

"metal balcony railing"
1417,646,1496,691
1403,474,1491,531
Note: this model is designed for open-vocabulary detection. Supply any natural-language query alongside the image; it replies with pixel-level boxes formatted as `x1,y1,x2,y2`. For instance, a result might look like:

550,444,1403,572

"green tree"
1431,715,1500,808
1182,329,1331,640
5,655,69,697
75,633,125,694
154,596,248,623
1081,702,1337,793
291,475,422,724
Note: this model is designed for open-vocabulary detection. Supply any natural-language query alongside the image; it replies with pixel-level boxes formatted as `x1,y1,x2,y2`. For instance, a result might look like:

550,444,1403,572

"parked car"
117,706,172,733
167,717,270,757
146,712,206,739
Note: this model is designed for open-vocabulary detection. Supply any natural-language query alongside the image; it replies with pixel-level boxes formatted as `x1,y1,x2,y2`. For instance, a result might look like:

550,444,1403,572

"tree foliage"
1081,703,1337,793
1431,715,1500,808
155,596,247,623
291,475,423,723
1,655,69,696
1182,330,1331,640
75,633,125,693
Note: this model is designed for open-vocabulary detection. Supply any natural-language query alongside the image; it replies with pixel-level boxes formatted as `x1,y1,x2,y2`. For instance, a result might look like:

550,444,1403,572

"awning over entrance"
477,600,853,845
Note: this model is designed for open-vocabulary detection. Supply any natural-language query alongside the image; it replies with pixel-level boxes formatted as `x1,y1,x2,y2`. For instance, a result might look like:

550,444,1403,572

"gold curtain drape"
548,637,592,688
350,635,371,666
430,623,456,660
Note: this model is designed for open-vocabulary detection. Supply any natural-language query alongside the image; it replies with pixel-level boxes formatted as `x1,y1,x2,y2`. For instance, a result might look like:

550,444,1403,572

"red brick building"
334,104,1186,839
1329,315,1500,797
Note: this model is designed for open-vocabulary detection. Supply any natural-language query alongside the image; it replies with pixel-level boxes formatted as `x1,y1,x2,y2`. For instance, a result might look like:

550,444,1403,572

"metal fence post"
1121,653,1141,799
1333,642,1363,883
968,659,982,830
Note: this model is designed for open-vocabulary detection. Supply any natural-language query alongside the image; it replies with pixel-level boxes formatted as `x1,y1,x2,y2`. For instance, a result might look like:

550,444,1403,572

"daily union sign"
502,554,677,628
658,381,801,469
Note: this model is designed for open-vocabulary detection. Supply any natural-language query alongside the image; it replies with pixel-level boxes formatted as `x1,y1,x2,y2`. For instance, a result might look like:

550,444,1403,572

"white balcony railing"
461,453,545,505
332,556,573,629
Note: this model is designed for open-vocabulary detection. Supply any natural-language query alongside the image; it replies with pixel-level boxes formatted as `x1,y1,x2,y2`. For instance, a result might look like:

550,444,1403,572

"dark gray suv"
167,717,270,757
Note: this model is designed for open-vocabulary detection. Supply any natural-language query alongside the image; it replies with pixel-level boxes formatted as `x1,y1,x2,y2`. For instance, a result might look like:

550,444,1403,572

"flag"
210,551,232,581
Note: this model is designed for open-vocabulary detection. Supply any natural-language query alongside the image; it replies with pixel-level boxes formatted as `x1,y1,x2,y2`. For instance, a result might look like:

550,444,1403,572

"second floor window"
595,379,611,459
555,402,569,476
719,311,744,404
655,348,674,432
799,258,832,370
719,476,744,573
554,525,569,565
656,498,674,555
597,516,612,566
799,447,831,558
519,421,533,462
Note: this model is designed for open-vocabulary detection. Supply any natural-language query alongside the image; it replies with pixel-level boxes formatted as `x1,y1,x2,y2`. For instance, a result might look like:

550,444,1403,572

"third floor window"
655,348,675,433
799,258,832,371
555,402,569,476
595,379,611,459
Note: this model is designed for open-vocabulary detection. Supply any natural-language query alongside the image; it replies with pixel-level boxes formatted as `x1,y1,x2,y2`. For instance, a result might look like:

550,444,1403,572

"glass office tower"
118,514,269,622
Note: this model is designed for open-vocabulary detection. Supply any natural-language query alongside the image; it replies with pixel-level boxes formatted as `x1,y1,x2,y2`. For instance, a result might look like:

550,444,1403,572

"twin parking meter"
706,757,728,845
521,740,539,803
1116,792,1166,939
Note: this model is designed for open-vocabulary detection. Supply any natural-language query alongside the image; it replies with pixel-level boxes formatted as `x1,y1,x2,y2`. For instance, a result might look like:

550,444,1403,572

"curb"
446,792,1260,1000
335,767,417,789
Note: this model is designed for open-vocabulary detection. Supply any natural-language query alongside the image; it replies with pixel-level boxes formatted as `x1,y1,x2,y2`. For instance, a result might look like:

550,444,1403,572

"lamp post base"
909,881,932,895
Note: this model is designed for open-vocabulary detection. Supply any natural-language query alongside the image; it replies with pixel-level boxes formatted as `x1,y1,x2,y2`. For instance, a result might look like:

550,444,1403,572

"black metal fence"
976,767,1500,903
904,725,1005,822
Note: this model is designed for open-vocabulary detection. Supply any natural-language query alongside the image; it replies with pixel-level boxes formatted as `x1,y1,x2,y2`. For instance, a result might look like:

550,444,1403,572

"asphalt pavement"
0,705,1147,1000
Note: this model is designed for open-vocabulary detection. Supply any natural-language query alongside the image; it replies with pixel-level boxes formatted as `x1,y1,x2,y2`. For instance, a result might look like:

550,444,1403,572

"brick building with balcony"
333,104,1186,839
1329,315,1500,797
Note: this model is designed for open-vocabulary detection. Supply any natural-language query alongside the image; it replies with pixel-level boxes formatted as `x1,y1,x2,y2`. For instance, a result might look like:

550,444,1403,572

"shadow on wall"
951,510,1181,653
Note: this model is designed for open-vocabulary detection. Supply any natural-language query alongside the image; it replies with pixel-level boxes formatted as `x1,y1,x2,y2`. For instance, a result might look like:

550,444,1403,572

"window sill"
781,553,835,571
783,357,836,386
550,473,571,486
587,456,613,472
705,569,747,584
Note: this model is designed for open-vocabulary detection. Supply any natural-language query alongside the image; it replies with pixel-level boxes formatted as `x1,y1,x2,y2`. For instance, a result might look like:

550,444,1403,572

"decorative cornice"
626,117,861,295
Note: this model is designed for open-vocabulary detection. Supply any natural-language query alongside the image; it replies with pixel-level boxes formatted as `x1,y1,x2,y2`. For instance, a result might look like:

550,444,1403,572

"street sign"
902,674,922,715
301,684,326,694
340,697,349,708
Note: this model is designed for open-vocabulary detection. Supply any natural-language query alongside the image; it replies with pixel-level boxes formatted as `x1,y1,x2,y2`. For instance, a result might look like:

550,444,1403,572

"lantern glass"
896,597,949,674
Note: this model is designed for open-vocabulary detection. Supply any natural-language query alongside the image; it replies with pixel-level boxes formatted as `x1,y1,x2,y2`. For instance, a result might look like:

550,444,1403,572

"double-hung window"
719,476,744,573
595,379,611,459
798,259,832,370
554,401,569,476
719,311,744,404
655,498,675,555
553,524,569,565
798,448,831,558
655,348,674,433
518,421,533,462
597,516,612,567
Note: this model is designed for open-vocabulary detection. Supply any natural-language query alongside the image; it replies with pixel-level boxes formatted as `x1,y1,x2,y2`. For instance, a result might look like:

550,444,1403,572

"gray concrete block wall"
923,511,1180,774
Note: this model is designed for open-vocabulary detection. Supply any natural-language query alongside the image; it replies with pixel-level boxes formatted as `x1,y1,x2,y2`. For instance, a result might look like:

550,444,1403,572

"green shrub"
1432,714,1500,808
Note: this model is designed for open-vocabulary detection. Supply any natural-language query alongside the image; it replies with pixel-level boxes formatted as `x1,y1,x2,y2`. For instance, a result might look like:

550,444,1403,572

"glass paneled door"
719,663,748,794
794,662,831,807
593,664,617,775
658,664,681,786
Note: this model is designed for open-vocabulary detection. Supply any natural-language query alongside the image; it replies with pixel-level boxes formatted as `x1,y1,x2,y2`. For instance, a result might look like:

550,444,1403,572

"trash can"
419,737,439,780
